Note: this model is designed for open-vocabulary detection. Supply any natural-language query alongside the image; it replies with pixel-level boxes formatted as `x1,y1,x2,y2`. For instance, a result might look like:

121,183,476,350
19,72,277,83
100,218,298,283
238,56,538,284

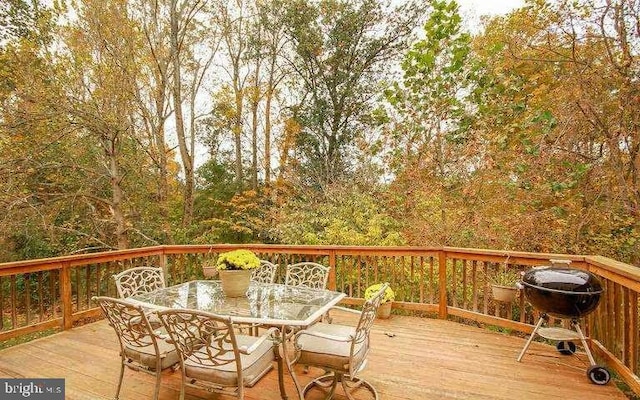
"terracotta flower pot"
219,269,251,297
377,302,392,319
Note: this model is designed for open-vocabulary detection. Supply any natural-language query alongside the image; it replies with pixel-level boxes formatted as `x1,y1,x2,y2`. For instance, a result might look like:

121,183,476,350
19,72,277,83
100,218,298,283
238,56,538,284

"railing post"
61,264,73,330
439,250,448,319
328,250,337,291
158,251,169,284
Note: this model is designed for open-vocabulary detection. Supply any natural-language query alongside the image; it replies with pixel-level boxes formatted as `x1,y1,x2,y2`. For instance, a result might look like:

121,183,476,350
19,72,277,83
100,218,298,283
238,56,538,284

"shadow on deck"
0,312,627,400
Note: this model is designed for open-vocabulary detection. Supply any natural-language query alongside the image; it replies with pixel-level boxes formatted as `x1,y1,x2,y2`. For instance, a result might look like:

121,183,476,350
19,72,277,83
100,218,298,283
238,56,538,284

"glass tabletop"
128,280,346,327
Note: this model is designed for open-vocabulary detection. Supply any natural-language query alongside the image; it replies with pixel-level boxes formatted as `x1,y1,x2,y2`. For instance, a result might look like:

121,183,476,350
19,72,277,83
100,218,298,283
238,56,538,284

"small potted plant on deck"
216,249,260,297
365,283,395,319
487,267,522,303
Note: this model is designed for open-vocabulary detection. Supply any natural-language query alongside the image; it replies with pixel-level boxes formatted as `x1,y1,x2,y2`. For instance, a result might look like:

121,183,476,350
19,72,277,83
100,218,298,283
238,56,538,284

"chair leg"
114,361,125,400
238,381,245,400
179,369,186,400
152,370,162,400
303,373,338,400
342,375,378,400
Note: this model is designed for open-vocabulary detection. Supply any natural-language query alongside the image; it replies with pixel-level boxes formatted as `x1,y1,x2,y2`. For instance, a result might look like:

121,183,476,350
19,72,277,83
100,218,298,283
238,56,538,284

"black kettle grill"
516,264,610,385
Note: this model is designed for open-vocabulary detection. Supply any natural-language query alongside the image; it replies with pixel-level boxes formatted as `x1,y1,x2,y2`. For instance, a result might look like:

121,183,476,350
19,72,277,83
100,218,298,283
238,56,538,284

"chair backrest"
157,309,243,383
114,266,165,298
93,296,160,359
349,283,388,372
284,262,330,289
251,260,278,284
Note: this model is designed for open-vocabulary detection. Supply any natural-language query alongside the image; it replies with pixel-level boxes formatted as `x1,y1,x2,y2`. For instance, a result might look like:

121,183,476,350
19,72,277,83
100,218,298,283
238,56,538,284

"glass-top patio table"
127,280,346,400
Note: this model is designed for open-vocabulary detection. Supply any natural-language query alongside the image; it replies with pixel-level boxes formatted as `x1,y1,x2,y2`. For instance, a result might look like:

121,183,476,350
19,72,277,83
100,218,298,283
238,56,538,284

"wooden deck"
0,311,627,400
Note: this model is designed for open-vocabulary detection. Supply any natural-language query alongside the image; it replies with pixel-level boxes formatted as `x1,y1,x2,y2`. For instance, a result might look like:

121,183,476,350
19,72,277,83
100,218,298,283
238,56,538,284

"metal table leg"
273,328,289,400
281,325,304,400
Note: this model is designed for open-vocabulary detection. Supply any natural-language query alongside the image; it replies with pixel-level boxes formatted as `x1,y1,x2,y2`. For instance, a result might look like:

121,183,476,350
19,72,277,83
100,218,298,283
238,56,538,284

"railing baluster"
451,258,458,308
605,279,613,352
74,265,80,313
482,261,488,315
623,287,631,366
50,270,56,318
38,271,44,323
356,255,362,298
519,283,526,323
0,276,4,330
429,256,435,304
25,273,31,325
61,264,72,330
10,275,16,329
419,256,424,304
461,259,467,310
409,256,415,303
614,282,622,358
631,291,639,375
95,264,101,297
472,260,478,312
85,265,91,311
364,255,370,295
381,256,387,288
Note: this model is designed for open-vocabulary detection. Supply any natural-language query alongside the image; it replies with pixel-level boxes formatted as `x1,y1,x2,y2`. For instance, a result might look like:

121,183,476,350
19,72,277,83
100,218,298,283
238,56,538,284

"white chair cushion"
123,337,179,370
184,334,274,387
296,322,367,372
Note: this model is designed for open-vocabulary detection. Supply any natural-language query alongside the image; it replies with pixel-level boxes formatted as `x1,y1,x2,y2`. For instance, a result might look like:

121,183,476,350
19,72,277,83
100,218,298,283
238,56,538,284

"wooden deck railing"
0,244,638,392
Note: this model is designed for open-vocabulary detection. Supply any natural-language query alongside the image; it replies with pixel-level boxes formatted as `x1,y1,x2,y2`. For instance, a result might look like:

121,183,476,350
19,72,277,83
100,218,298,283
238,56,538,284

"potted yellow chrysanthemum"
364,283,395,319
215,249,260,297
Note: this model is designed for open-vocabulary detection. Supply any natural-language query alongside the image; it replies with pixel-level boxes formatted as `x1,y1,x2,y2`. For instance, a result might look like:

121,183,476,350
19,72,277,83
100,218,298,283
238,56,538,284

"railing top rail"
0,246,165,272
586,255,640,282
443,246,583,260
0,244,638,283
163,244,443,253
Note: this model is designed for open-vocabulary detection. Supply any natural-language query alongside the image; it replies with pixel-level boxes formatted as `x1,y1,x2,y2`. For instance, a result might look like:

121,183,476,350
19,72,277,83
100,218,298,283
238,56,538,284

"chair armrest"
238,327,278,355
294,328,353,344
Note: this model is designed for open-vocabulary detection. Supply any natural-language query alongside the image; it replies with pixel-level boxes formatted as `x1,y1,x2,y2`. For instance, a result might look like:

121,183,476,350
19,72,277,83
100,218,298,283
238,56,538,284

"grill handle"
521,281,604,295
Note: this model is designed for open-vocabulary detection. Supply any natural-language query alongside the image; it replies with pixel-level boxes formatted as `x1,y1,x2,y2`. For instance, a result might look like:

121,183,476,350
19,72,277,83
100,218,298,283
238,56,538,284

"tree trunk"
233,72,244,189
264,88,272,187
106,135,129,249
151,4,173,244
170,0,194,227
250,62,261,191
154,95,173,244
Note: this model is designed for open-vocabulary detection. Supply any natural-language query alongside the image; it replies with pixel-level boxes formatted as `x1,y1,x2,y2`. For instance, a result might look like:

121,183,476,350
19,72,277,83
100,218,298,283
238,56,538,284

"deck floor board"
0,312,627,400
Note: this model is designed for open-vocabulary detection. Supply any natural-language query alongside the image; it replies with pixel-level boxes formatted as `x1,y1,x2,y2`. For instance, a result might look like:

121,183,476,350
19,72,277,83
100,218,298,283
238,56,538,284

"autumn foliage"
1,0,638,266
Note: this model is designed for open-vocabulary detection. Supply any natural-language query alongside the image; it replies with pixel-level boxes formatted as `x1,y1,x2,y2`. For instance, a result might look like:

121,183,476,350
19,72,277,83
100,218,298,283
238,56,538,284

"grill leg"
517,315,547,362
572,320,596,366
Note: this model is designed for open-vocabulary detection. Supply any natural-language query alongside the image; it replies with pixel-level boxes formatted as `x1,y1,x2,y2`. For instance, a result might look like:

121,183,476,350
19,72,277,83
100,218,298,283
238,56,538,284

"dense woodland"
0,0,639,265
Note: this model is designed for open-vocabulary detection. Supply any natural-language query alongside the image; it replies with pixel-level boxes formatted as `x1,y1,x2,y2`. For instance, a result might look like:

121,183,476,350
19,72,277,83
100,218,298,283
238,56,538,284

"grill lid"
522,267,603,294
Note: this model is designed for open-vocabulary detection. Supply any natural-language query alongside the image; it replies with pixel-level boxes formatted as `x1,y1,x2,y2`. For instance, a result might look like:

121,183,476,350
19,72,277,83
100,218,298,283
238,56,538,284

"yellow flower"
216,250,260,271
364,283,394,303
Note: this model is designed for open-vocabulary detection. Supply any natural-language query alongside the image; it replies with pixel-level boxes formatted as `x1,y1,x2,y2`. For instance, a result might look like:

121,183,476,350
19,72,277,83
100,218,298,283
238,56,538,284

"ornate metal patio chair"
292,283,388,400
157,308,276,400
284,261,330,289
113,266,165,298
251,260,279,284
93,296,179,400
113,266,166,327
